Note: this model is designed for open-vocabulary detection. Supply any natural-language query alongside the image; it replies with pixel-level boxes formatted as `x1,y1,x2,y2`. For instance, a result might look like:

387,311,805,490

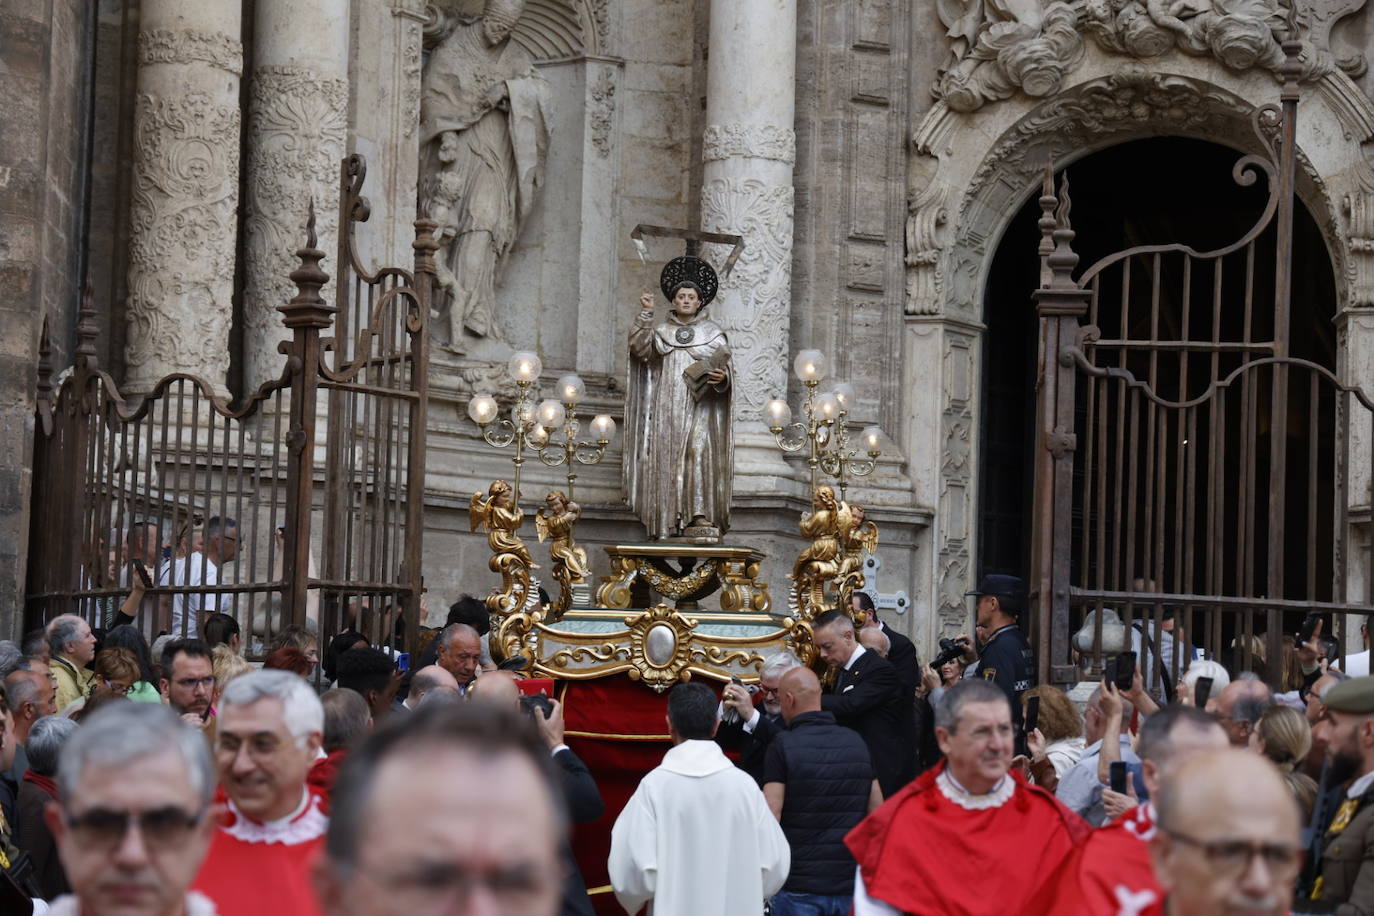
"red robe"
307,749,348,799
1026,803,1161,916
846,761,1090,916
191,787,327,916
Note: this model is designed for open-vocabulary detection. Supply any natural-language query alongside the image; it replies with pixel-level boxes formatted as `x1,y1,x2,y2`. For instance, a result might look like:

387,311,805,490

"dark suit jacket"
553,746,603,916
881,622,919,700
715,704,783,785
821,649,915,797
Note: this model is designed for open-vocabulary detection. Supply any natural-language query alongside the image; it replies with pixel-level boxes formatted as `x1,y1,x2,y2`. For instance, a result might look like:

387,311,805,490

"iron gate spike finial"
280,204,336,330
75,281,99,368
305,198,317,249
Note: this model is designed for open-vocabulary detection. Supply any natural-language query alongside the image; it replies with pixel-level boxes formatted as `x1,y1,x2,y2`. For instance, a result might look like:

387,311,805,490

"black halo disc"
659,256,719,307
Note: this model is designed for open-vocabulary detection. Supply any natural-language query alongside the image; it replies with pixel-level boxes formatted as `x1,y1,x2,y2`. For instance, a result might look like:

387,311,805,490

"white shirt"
608,739,789,915
1340,650,1371,678
1348,769,1374,800
160,552,221,638
843,643,867,671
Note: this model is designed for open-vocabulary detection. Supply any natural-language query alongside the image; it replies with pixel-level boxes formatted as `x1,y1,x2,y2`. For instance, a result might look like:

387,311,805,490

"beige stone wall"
0,0,91,637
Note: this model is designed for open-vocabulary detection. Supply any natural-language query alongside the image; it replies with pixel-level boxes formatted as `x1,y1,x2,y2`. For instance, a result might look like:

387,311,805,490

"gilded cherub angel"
535,489,590,583
469,479,537,571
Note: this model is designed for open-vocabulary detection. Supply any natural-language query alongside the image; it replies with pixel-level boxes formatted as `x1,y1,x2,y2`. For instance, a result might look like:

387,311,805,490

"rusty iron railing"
1032,43,1374,691
26,154,435,661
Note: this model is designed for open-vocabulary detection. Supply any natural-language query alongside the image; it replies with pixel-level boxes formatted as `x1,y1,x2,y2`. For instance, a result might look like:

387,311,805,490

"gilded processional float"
462,233,897,912
464,231,894,693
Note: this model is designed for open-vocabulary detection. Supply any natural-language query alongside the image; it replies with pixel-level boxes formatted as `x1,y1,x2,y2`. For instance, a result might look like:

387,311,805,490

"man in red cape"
192,669,327,916
846,679,1089,915
1027,704,1228,916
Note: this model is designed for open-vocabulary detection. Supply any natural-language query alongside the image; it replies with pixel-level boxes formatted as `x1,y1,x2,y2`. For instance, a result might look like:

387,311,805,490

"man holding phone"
1055,679,1142,826
1028,705,1228,914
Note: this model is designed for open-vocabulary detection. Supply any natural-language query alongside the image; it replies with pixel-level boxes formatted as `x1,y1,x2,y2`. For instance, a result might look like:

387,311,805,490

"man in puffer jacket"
763,667,883,916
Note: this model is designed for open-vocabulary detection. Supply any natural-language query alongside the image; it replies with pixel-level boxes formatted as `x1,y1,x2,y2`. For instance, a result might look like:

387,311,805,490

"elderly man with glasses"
191,669,326,916
719,650,803,785
45,702,218,916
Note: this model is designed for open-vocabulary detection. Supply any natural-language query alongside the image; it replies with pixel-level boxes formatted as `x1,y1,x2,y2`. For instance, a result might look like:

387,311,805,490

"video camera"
929,637,965,671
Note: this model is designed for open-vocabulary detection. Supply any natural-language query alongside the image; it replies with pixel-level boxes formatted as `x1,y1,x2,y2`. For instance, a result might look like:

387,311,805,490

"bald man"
763,666,882,913
1212,676,1273,748
1145,750,1301,916
398,664,459,712
468,668,522,707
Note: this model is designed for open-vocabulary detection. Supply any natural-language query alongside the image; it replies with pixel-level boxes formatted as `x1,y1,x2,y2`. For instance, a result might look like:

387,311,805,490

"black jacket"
715,705,782,785
880,622,919,700
821,648,915,797
553,746,603,916
764,710,873,895
972,624,1035,730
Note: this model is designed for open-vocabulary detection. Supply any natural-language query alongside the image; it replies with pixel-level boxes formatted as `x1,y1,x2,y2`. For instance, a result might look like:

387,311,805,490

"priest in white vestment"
608,682,790,915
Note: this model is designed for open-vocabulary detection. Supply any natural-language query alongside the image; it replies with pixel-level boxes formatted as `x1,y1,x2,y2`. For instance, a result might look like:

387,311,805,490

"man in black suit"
718,650,803,784
853,591,918,699
814,608,915,797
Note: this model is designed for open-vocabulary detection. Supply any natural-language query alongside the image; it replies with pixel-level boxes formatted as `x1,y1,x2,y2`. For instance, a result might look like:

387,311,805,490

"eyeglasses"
759,685,780,697
174,677,216,692
64,805,207,851
1166,830,1302,877
102,680,131,696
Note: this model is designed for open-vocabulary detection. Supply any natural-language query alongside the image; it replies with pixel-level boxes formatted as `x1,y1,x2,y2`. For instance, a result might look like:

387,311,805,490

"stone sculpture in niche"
419,0,551,352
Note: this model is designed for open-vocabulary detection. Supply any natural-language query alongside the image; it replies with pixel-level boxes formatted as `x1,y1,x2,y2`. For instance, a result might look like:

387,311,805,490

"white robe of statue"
608,739,789,915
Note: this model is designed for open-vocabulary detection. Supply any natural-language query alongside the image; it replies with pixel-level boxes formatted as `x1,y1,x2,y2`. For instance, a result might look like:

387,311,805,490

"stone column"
700,0,798,486
124,2,243,395
242,0,350,391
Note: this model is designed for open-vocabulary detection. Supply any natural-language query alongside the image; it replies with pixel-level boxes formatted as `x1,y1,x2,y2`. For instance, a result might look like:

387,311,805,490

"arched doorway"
977,136,1338,667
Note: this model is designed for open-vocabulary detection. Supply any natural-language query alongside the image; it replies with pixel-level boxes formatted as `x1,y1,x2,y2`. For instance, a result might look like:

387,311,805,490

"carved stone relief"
137,28,243,74
125,88,242,390
243,66,349,387
937,330,976,630
702,124,798,165
589,65,616,158
700,178,796,423
933,0,1369,112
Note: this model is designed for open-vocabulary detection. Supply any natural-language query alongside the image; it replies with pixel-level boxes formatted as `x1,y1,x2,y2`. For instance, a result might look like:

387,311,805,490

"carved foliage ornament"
703,124,798,166
244,67,348,358
701,178,795,422
137,29,244,77
932,0,1369,112
126,91,241,384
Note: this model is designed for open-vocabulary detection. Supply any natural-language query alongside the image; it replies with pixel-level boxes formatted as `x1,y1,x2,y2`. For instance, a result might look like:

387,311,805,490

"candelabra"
467,352,615,617
465,351,616,503
765,349,883,502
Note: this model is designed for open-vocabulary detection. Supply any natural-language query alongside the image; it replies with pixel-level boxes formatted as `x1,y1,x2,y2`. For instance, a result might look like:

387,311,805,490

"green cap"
1322,676,1374,715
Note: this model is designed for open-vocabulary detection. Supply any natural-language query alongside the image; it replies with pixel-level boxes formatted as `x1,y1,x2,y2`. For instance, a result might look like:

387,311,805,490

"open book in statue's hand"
683,351,727,399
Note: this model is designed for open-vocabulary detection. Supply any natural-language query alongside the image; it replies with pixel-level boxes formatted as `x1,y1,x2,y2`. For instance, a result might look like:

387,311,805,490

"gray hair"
28,716,80,776
439,623,479,650
0,641,23,680
934,679,1009,733
761,650,803,680
47,615,86,659
220,669,324,743
4,669,43,714
57,703,215,805
1317,669,1351,698
321,689,372,754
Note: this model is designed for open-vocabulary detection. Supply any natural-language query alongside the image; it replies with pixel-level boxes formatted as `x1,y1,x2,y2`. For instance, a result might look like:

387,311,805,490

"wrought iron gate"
1032,45,1374,690
26,155,434,657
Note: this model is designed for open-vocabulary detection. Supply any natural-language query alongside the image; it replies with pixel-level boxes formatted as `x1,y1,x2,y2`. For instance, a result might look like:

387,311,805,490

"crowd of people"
2,569,1373,915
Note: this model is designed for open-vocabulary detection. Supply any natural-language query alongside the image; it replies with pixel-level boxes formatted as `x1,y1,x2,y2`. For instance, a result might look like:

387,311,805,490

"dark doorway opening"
977,137,1338,594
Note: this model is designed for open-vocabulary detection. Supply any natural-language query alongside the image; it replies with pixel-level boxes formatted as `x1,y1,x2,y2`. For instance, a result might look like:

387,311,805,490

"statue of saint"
625,257,733,540
419,0,550,351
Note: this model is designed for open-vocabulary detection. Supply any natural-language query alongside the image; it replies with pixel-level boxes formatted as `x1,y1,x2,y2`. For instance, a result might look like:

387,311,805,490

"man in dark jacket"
764,666,880,916
814,609,915,797
853,592,918,699
963,574,1035,731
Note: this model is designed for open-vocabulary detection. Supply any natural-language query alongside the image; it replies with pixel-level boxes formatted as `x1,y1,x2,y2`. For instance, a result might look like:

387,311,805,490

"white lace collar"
223,789,327,845
936,768,1014,810
47,891,219,915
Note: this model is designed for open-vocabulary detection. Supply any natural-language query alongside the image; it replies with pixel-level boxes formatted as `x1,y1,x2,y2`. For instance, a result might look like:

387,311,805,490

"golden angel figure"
535,490,589,614
469,479,537,613
791,485,852,616
837,503,880,616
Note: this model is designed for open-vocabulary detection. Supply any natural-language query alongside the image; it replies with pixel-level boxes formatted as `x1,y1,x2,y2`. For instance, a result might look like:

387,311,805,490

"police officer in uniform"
1309,675,1374,909
959,575,1035,731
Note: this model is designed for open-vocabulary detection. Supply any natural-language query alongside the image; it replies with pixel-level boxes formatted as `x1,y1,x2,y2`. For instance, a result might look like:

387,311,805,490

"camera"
929,637,965,671
520,692,553,720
